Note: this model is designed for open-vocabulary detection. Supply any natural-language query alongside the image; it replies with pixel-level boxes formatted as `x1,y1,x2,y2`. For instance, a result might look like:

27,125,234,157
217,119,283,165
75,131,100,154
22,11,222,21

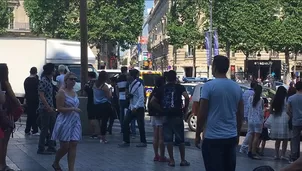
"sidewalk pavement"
5,125,289,171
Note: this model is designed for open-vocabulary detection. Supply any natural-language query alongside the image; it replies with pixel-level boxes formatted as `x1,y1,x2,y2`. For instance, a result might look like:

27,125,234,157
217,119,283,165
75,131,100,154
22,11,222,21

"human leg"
53,141,69,169
275,140,281,158
67,141,78,171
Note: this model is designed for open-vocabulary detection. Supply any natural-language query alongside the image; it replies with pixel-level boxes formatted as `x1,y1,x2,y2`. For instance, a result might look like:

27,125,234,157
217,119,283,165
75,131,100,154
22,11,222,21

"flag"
205,31,211,66
137,43,141,54
213,30,219,56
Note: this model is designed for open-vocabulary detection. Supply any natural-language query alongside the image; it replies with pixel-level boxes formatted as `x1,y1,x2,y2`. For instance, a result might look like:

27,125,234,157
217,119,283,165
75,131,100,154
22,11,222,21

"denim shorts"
163,117,184,144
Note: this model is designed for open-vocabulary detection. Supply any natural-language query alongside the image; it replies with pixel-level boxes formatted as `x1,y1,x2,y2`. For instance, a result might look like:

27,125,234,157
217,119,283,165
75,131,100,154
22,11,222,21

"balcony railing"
7,22,31,31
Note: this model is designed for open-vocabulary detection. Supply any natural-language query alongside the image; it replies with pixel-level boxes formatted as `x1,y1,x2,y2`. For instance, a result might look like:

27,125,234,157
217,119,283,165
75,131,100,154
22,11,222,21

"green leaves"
167,0,203,49
0,0,10,35
24,0,144,48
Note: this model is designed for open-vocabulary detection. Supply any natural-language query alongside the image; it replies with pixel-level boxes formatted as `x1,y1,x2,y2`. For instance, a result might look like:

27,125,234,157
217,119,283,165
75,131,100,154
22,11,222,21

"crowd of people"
1,55,302,171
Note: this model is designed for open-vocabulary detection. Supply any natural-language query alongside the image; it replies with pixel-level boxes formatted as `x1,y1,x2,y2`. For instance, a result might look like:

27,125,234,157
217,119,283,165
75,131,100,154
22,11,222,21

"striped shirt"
117,73,128,100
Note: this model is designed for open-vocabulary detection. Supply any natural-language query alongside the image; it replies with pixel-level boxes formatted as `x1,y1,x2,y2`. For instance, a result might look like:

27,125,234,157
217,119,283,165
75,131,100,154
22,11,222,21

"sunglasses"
68,78,77,81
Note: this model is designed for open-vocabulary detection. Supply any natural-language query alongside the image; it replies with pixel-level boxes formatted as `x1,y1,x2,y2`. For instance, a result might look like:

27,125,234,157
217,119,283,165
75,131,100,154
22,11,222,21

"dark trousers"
107,106,118,132
38,110,56,150
25,105,39,133
95,102,112,136
291,126,302,161
123,107,146,143
119,100,128,133
202,137,237,171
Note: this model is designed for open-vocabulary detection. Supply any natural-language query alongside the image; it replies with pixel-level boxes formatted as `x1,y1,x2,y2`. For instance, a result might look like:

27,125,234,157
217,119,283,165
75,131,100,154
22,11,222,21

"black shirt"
154,83,186,116
24,76,39,106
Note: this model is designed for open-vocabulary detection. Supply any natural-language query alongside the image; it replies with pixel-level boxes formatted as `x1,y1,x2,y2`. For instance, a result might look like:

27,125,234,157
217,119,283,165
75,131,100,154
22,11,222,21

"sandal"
168,161,175,167
52,164,62,171
180,160,190,166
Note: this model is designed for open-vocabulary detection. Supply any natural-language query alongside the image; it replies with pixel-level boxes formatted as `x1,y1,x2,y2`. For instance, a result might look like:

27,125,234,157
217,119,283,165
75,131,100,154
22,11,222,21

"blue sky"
143,0,154,36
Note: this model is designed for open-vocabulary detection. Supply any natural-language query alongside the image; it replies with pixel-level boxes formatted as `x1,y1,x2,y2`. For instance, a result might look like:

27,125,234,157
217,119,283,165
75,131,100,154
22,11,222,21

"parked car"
183,83,204,132
184,83,274,133
239,84,274,133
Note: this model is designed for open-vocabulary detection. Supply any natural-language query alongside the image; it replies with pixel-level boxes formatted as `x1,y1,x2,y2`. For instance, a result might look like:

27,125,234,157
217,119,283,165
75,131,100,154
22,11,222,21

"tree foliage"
24,0,144,48
201,0,276,58
167,0,203,49
24,0,69,38
88,0,144,49
0,0,10,35
167,0,203,76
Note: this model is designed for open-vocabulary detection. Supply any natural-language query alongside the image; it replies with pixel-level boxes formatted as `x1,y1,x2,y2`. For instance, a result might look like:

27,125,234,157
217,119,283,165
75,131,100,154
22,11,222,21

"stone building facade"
5,0,32,37
146,0,301,80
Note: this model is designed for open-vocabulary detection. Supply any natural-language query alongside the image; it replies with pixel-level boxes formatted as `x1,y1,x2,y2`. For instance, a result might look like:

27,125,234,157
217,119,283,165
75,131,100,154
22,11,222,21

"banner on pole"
205,31,211,66
213,30,219,56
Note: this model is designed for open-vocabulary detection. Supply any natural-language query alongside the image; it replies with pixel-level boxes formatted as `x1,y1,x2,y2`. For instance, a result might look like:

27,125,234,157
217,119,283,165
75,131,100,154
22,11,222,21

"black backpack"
160,84,183,116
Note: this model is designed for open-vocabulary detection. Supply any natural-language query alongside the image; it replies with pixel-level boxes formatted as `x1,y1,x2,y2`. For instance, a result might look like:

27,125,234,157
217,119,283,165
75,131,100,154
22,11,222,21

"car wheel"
188,114,197,132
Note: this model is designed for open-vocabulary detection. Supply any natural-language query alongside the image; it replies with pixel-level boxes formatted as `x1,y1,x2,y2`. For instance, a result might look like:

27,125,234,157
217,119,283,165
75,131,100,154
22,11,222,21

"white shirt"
129,80,144,110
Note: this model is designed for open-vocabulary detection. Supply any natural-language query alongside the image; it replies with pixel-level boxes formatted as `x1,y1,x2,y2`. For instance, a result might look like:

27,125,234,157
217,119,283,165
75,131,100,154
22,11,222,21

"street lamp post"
257,52,261,79
269,57,272,76
80,0,88,94
207,0,213,79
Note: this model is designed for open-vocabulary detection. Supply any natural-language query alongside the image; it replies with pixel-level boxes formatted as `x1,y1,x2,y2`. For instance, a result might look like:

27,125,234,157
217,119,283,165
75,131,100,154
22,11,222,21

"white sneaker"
239,148,248,154
32,132,40,136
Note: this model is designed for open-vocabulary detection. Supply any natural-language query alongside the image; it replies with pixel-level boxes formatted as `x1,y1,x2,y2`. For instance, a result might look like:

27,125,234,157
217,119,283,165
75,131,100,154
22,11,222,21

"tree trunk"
225,41,231,78
226,41,231,58
284,47,290,84
244,52,249,80
173,46,177,70
192,47,196,77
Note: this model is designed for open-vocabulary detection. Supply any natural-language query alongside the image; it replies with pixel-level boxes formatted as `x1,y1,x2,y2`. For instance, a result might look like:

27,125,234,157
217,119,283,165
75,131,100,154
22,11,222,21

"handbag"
0,109,14,130
5,94,23,122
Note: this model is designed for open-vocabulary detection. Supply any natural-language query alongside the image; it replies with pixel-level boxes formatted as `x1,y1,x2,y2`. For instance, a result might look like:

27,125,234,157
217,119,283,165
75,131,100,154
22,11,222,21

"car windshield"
142,74,161,87
67,65,95,82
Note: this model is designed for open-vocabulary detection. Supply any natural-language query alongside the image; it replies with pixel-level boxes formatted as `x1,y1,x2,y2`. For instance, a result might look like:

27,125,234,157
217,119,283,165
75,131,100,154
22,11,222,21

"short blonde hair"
64,72,76,83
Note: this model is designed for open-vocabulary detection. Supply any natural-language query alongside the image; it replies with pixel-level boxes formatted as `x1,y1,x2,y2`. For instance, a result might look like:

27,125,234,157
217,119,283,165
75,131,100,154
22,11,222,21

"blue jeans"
202,137,237,171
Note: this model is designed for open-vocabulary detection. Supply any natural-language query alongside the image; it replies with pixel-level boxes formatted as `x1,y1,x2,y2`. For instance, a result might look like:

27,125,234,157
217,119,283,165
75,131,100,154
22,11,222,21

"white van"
0,37,97,99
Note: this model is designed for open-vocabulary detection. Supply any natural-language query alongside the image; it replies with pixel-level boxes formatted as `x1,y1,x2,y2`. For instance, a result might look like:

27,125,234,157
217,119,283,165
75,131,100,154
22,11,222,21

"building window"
232,51,235,58
7,7,14,29
185,45,193,58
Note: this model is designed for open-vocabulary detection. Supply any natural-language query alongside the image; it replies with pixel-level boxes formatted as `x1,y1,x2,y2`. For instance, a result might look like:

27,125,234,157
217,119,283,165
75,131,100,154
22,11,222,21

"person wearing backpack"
119,69,147,147
150,70,190,167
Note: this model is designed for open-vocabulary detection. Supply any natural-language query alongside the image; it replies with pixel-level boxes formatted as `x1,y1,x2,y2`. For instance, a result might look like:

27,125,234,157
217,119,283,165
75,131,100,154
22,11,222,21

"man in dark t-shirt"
150,70,190,167
24,67,39,135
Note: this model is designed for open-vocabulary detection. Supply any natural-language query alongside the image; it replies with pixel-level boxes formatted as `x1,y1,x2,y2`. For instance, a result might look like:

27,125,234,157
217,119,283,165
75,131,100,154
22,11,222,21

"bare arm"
56,90,77,113
280,156,302,171
102,84,112,99
5,82,20,106
196,98,208,138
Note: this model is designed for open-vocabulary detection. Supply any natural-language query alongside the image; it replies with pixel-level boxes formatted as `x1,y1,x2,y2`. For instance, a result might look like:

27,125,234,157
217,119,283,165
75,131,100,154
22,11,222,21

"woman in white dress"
265,86,291,160
248,85,264,160
52,72,82,171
